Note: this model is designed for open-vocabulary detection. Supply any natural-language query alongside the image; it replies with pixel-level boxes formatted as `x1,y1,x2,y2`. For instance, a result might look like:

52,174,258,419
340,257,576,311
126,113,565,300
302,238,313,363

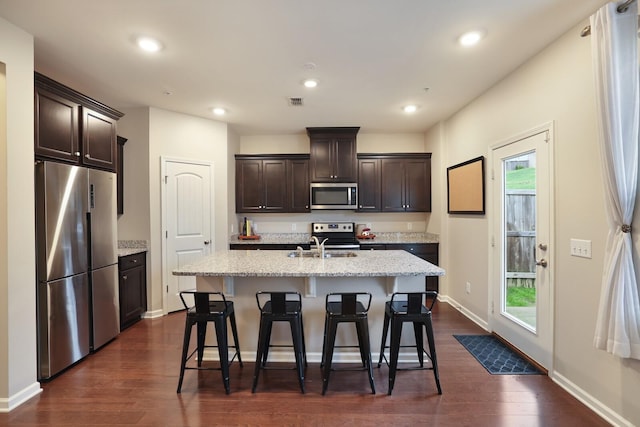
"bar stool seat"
321,292,376,395
177,290,242,394
252,291,307,393
378,291,441,395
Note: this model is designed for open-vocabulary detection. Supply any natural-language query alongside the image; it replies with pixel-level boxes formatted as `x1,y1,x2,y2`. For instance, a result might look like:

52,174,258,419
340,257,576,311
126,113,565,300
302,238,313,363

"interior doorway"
161,157,214,313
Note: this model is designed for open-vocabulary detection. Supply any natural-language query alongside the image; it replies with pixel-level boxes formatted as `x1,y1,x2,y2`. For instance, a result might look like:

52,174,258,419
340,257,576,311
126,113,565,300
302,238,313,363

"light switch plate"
570,238,592,259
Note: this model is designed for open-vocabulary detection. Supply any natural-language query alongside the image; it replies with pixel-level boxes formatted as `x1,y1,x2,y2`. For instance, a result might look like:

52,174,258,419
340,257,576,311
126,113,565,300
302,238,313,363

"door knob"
535,259,548,268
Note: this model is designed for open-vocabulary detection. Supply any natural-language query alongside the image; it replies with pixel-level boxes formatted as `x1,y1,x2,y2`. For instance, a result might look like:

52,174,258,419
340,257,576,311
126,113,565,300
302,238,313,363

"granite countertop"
173,249,445,278
118,240,148,257
229,232,439,246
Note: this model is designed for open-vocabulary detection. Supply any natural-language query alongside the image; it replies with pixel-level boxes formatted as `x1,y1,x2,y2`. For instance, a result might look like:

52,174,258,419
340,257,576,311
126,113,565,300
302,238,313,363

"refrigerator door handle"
90,184,95,209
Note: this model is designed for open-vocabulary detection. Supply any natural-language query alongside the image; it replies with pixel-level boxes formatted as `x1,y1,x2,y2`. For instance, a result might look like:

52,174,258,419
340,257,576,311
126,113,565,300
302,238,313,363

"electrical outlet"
465,282,471,294
231,224,235,233
291,223,297,231
407,222,413,230
366,223,371,229
253,223,258,232
570,238,592,259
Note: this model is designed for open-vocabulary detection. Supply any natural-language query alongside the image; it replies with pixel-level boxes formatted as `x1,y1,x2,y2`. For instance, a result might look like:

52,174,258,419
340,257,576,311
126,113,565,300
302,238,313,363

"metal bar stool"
378,291,441,395
321,292,376,395
252,291,307,393
176,290,242,394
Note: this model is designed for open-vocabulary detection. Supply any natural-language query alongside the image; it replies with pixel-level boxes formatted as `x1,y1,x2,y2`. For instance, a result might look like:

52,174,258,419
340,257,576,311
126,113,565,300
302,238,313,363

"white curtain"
592,1,640,359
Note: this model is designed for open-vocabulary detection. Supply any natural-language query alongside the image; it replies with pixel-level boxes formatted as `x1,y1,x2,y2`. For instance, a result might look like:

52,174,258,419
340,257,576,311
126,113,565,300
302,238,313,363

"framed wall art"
447,156,485,214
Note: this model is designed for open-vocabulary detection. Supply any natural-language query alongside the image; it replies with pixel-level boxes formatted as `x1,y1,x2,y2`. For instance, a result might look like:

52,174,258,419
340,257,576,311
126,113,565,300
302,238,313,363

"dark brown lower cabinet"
229,244,310,250
360,243,439,292
118,252,147,330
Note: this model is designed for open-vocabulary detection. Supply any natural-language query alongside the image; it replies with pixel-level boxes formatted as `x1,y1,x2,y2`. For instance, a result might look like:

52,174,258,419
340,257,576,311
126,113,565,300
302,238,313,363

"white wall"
227,127,240,236
435,15,639,425
116,107,151,242
0,16,40,410
118,107,230,314
146,108,229,312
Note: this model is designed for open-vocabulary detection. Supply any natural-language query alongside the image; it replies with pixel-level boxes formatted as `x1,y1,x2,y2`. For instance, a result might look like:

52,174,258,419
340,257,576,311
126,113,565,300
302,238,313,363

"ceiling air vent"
288,97,304,106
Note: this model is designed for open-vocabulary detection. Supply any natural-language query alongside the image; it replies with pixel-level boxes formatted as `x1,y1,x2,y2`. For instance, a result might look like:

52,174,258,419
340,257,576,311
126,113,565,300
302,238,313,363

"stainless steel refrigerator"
35,161,120,380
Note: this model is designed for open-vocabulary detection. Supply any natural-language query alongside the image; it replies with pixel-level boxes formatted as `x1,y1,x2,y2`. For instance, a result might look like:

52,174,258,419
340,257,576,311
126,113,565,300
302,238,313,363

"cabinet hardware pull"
535,259,548,268
75,152,81,157
123,275,128,280
85,154,90,158
204,240,211,245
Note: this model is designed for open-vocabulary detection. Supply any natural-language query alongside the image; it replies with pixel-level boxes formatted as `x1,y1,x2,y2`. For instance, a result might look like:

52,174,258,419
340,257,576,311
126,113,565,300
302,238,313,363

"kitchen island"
173,249,444,363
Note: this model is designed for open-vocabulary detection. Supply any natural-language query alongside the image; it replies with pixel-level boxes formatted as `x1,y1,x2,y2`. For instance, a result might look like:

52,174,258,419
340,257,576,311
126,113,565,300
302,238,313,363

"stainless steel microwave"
310,183,358,210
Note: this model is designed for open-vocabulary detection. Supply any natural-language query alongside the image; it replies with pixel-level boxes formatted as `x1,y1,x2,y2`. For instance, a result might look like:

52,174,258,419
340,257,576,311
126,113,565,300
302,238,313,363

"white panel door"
490,126,553,370
164,159,213,313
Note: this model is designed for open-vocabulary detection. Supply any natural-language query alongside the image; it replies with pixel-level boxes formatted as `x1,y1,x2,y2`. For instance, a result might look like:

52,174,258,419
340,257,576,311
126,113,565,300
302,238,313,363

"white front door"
490,125,553,369
162,158,213,313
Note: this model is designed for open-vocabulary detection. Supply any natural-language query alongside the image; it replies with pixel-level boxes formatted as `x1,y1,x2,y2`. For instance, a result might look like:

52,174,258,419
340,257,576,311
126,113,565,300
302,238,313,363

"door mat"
453,335,543,375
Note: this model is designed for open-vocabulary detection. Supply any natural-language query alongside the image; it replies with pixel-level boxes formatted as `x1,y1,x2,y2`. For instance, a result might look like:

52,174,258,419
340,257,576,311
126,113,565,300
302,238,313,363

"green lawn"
506,167,535,190
506,286,536,307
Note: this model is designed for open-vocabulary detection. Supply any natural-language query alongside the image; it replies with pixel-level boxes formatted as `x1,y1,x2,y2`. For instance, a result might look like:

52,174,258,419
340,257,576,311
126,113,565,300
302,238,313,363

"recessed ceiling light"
136,36,163,52
458,30,485,47
212,107,226,116
303,79,318,88
403,105,418,113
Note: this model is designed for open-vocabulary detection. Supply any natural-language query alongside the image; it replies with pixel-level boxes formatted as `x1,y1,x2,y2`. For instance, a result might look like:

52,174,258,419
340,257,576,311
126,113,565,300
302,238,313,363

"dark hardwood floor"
0,303,608,426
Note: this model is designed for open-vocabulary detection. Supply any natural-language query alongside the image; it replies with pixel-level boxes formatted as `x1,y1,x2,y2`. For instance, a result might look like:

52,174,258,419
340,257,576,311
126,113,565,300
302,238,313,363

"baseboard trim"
142,309,164,319
551,371,631,427
0,382,41,412
444,298,630,427
440,295,489,331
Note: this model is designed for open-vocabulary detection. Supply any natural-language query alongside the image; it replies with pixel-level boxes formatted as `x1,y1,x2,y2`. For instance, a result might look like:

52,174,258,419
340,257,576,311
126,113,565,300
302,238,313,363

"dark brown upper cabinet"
35,72,123,172
235,154,310,213
357,157,381,211
287,157,310,212
116,136,127,215
358,153,432,213
307,127,359,182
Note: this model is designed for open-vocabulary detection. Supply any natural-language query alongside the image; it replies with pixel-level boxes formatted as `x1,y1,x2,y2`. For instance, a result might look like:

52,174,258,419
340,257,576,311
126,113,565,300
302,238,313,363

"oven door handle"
323,244,361,250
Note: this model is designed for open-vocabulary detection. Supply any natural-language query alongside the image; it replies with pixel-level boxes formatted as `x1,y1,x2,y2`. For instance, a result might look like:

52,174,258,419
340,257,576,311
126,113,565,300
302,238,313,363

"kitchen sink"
288,251,319,258
324,251,358,258
287,251,358,258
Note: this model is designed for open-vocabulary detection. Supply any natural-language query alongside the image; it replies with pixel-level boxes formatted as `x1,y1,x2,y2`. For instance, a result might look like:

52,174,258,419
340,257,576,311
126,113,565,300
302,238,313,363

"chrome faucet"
311,236,328,258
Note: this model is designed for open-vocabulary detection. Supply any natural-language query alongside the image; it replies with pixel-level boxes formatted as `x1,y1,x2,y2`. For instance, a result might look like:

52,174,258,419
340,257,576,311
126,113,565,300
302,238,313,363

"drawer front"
387,243,436,255
119,252,146,270
387,243,438,264
360,244,386,251
230,244,310,250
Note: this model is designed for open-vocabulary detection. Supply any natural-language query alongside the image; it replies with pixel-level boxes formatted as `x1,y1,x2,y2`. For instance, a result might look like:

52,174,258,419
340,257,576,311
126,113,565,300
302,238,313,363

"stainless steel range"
311,222,360,250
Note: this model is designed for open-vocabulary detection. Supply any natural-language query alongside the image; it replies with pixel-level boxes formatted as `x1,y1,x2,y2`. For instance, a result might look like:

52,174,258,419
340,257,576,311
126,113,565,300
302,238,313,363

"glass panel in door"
502,151,537,331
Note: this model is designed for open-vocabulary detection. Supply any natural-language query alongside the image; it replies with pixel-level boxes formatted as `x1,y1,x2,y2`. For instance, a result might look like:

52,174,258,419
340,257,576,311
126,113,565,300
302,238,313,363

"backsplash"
231,219,427,234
